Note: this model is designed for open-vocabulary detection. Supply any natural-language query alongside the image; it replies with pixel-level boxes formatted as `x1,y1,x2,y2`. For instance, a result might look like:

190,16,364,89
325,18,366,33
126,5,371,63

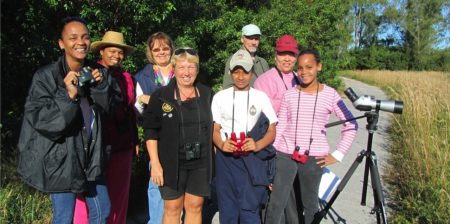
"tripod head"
325,111,378,132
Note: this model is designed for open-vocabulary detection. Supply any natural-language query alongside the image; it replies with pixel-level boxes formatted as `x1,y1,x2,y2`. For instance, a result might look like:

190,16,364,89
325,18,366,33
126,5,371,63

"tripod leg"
368,151,388,224
361,151,370,206
312,150,366,224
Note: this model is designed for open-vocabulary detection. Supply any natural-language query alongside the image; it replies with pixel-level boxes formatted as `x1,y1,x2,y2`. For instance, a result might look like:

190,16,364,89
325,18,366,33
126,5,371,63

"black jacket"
143,80,214,190
17,55,118,193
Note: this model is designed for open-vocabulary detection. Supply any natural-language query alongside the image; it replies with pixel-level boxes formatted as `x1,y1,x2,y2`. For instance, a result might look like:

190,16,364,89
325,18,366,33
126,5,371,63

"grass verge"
0,183,52,223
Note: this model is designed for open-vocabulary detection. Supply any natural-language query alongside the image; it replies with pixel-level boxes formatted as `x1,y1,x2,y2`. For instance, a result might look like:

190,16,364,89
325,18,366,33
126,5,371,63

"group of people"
17,16,358,224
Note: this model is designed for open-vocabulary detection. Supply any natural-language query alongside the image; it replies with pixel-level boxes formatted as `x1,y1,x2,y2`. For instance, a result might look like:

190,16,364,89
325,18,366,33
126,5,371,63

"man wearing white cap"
222,24,270,88
212,49,277,223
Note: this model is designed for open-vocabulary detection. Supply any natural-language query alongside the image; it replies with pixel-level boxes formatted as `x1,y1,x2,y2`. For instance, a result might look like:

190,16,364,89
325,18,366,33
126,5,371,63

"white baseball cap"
229,49,253,72
241,24,261,36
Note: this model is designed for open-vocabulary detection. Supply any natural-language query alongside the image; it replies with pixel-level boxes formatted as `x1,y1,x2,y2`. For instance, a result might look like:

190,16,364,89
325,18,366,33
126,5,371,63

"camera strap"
175,85,201,143
294,84,319,154
275,67,300,90
231,88,250,134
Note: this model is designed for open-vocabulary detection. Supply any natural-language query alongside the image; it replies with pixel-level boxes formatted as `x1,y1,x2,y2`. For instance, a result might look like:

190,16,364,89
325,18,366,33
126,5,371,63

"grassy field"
341,70,449,223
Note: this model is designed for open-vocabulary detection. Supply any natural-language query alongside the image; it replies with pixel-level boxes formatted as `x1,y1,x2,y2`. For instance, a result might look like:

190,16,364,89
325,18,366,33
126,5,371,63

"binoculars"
185,142,201,161
230,132,249,157
291,146,309,164
78,67,96,87
78,67,108,87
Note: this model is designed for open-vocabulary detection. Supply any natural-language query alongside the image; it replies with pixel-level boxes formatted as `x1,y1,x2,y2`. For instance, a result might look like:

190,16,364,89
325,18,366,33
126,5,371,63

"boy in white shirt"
211,49,277,223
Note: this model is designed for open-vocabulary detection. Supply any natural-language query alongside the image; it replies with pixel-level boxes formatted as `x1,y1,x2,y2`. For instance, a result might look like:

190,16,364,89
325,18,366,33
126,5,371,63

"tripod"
312,110,388,224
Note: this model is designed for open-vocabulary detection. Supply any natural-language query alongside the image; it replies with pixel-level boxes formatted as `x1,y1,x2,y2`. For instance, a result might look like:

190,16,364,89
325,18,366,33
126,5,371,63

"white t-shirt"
211,87,278,141
134,83,145,114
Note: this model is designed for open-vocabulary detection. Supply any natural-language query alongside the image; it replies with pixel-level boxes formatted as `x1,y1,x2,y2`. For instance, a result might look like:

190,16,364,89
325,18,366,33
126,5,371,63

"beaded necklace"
153,65,174,86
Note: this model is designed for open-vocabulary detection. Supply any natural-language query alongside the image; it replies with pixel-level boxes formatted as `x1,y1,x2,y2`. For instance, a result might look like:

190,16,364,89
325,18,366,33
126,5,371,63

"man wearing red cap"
254,34,301,223
254,34,300,115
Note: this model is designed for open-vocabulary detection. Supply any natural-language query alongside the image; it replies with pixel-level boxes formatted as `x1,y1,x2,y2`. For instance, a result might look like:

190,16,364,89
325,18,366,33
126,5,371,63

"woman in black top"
143,48,213,224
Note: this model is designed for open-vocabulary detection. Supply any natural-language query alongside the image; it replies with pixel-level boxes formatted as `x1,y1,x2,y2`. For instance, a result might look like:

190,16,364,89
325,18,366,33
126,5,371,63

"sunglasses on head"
174,48,197,56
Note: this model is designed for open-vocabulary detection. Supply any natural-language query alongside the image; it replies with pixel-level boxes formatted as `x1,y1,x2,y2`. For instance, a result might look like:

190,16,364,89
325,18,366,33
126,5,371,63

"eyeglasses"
174,48,197,56
152,47,171,53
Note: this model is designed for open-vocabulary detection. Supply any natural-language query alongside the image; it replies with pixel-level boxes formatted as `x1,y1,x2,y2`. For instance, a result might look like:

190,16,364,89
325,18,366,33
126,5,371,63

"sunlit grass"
0,183,52,223
341,70,449,223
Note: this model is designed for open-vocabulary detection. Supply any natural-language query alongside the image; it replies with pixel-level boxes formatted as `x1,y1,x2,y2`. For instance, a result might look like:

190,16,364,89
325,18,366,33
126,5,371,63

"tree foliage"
352,0,388,48
402,0,448,70
346,0,449,71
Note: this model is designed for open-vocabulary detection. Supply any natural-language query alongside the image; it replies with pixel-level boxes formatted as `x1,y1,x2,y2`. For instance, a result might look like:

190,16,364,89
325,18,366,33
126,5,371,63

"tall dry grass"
341,70,449,223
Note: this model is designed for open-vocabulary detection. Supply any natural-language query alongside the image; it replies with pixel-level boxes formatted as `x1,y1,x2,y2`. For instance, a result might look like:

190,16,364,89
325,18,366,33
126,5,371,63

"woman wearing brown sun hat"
73,31,138,224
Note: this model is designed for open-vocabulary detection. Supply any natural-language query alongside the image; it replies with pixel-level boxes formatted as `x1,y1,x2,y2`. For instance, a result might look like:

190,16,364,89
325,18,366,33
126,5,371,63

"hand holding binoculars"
230,132,249,157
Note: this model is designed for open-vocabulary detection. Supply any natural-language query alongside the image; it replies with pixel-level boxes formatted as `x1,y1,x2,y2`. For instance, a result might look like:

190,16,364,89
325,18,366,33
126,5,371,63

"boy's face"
231,67,252,90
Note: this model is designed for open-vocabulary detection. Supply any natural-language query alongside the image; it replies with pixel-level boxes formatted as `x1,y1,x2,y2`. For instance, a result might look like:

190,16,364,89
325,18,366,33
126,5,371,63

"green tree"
256,0,353,87
352,0,388,48
397,0,447,69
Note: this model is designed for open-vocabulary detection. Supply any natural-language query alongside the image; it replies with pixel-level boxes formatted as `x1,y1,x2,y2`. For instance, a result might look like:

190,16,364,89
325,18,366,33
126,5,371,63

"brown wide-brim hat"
91,31,135,55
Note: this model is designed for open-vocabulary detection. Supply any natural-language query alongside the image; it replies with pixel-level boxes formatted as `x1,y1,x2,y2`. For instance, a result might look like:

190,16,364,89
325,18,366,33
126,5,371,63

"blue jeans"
148,162,163,224
51,180,110,224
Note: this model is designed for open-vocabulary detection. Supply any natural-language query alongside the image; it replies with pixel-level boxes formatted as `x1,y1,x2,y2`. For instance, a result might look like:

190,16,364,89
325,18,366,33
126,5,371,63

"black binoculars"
185,142,201,161
78,67,96,87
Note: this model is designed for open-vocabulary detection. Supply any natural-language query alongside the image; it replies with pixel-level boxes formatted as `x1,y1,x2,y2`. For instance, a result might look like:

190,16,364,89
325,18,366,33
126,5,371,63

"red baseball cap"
275,34,299,54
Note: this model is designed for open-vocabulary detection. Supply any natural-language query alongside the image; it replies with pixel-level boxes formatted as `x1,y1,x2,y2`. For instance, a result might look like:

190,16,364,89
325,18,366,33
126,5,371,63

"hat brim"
91,41,136,55
230,63,253,73
276,47,299,55
243,33,261,37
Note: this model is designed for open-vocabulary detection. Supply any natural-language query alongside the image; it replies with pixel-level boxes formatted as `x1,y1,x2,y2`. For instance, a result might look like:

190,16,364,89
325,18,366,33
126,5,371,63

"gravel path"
127,77,393,224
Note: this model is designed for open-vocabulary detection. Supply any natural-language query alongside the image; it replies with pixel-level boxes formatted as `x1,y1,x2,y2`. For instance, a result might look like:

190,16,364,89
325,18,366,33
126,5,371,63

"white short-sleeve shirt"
211,87,278,141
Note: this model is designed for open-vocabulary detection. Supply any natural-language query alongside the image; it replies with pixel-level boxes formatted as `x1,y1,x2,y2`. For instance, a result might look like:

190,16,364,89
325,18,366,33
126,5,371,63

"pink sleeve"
275,93,290,142
332,91,358,156
254,75,277,112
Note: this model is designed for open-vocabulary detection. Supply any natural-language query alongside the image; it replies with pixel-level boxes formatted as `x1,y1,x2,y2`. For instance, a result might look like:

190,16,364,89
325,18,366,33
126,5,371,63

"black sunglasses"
174,48,197,56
